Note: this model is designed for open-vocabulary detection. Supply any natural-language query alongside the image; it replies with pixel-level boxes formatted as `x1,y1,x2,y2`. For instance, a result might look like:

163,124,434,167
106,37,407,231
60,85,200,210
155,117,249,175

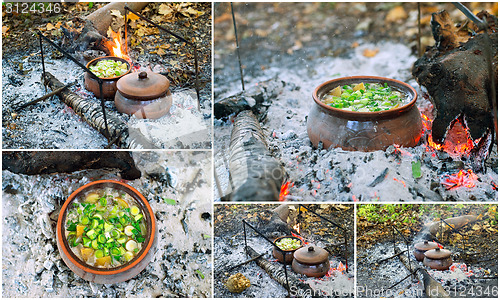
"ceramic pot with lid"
272,236,304,264
84,56,131,99
423,248,453,270
413,240,439,261
292,245,330,277
115,71,172,119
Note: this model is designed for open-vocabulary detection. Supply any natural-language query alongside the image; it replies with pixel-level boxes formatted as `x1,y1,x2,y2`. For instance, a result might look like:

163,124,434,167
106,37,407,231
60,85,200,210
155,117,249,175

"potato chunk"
80,248,94,261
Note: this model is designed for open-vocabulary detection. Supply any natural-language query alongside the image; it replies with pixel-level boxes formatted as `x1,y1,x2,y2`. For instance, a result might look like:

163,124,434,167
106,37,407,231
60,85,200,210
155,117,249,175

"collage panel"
214,203,354,298
2,151,212,297
357,204,498,298
213,2,497,202
2,2,212,149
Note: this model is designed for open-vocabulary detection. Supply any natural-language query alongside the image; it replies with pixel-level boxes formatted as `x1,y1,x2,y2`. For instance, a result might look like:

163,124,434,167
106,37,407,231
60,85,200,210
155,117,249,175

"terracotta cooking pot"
272,236,304,264
84,56,131,99
292,245,330,277
307,76,422,151
115,71,172,119
413,240,439,261
56,180,157,284
423,248,453,271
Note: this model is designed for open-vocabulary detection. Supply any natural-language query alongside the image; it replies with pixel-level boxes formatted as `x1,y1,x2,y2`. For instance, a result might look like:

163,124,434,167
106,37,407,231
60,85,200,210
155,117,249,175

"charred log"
43,72,152,149
412,10,497,145
245,246,317,297
228,110,284,201
396,246,449,298
2,151,141,180
425,215,480,236
214,78,286,120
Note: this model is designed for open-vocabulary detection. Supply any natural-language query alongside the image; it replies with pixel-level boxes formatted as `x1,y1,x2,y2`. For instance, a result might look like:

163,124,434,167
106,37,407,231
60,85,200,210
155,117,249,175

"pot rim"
273,235,304,253
312,75,418,119
56,180,156,275
86,56,132,81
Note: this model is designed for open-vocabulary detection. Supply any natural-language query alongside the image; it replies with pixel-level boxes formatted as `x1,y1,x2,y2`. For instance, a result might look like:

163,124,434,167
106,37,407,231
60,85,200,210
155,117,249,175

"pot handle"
139,72,148,80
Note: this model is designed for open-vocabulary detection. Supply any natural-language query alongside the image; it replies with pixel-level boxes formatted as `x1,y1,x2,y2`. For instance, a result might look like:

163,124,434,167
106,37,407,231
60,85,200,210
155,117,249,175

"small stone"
226,273,251,293
45,243,54,253
57,272,68,283
43,259,54,270
41,270,54,292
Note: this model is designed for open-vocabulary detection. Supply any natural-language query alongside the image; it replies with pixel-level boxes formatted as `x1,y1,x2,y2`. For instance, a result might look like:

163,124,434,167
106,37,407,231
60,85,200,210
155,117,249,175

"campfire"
214,204,354,298
2,2,211,149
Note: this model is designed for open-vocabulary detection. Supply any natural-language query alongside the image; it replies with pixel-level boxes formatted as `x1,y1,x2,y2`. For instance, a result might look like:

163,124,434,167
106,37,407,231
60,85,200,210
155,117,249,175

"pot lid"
293,245,329,264
424,248,452,259
117,71,170,101
414,240,439,251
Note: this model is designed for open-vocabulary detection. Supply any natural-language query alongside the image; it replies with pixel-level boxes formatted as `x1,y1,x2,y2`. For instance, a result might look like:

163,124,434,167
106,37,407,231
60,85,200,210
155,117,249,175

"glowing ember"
279,182,293,201
393,144,412,157
293,223,300,234
393,177,406,187
102,29,130,60
441,169,478,189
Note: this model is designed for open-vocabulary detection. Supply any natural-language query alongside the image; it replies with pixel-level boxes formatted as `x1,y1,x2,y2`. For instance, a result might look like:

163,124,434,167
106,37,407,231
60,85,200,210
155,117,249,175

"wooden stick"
15,81,76,111
227,254,265,271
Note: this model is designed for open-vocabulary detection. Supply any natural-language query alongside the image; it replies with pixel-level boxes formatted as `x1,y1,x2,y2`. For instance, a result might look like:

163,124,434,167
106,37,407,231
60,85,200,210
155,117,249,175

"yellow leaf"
183,7,204,17
363,48,379,58
158,4,173,16
55,21,62,29
157,48,166,56
2,26,9,35
127,12,140,21
46,23,55,31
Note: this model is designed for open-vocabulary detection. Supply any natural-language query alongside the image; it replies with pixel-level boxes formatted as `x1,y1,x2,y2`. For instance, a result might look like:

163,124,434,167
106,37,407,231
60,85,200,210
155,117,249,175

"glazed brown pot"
307,76,422,151
413,240,439,261
115,71,172,119
272,236,304,264
84,56,131,99
423,248,453,270
56,180,157,284
292,245,330,277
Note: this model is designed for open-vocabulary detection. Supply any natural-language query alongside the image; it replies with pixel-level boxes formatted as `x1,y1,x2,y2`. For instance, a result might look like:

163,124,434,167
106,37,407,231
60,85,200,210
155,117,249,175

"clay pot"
292,245,330,277
307,76,422,151
413,240,439,261
272,236,304,264
423,248,453,270
115,71,172,119
84,56,131,99
56,180,157,284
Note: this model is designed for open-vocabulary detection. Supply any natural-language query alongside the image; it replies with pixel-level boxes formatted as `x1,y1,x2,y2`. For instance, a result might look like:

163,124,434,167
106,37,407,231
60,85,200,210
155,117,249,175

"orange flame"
103,30,130,60
293,223,300,234
291,232,307,245
441,169,478,189
432,240,444,249
279,182,293,201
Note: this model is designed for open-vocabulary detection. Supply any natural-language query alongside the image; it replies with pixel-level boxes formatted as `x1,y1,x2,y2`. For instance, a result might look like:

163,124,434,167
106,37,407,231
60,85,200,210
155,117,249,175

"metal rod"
283,259,290,296
417,3,422,56
230,2,245,91
194,47,201,111
17,80,76,111
124,7,129,56
344,234,349,273
406,242,413,279
387,271,415,290
39,33,46,92
298,205,346,232
452,2,489,30
243,220,248,257
98,83,110,141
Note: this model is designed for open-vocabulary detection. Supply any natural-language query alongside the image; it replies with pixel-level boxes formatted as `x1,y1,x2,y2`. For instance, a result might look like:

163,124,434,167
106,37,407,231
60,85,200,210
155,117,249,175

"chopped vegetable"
65,188,147,268
322,82,408,112
89,59,129,78
275,238,302,251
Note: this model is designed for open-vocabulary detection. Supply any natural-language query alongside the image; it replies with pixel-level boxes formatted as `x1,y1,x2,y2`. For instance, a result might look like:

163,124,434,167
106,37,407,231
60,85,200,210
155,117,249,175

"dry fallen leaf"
385,6,408,23
110,9,123,18
363,48,379,57
157,48,166,56
46,23,55,31
2,25,9,35
158,4,173,16
127,12,140,22
351,41,360,48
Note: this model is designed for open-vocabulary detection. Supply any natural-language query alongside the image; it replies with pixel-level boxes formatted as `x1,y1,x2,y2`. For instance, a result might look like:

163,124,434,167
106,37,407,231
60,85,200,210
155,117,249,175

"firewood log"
245,246,317,297
228,110,284,201
214,78,285,119
425,215,480,236
2,151,141,180
412,10,497,144
396,246,449,298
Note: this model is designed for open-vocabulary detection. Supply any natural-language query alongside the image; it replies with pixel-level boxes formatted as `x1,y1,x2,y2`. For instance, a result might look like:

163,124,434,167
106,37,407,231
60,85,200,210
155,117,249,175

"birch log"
229,110,284,201
425,215,480,236
245,246,315,297
396,246,449,298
